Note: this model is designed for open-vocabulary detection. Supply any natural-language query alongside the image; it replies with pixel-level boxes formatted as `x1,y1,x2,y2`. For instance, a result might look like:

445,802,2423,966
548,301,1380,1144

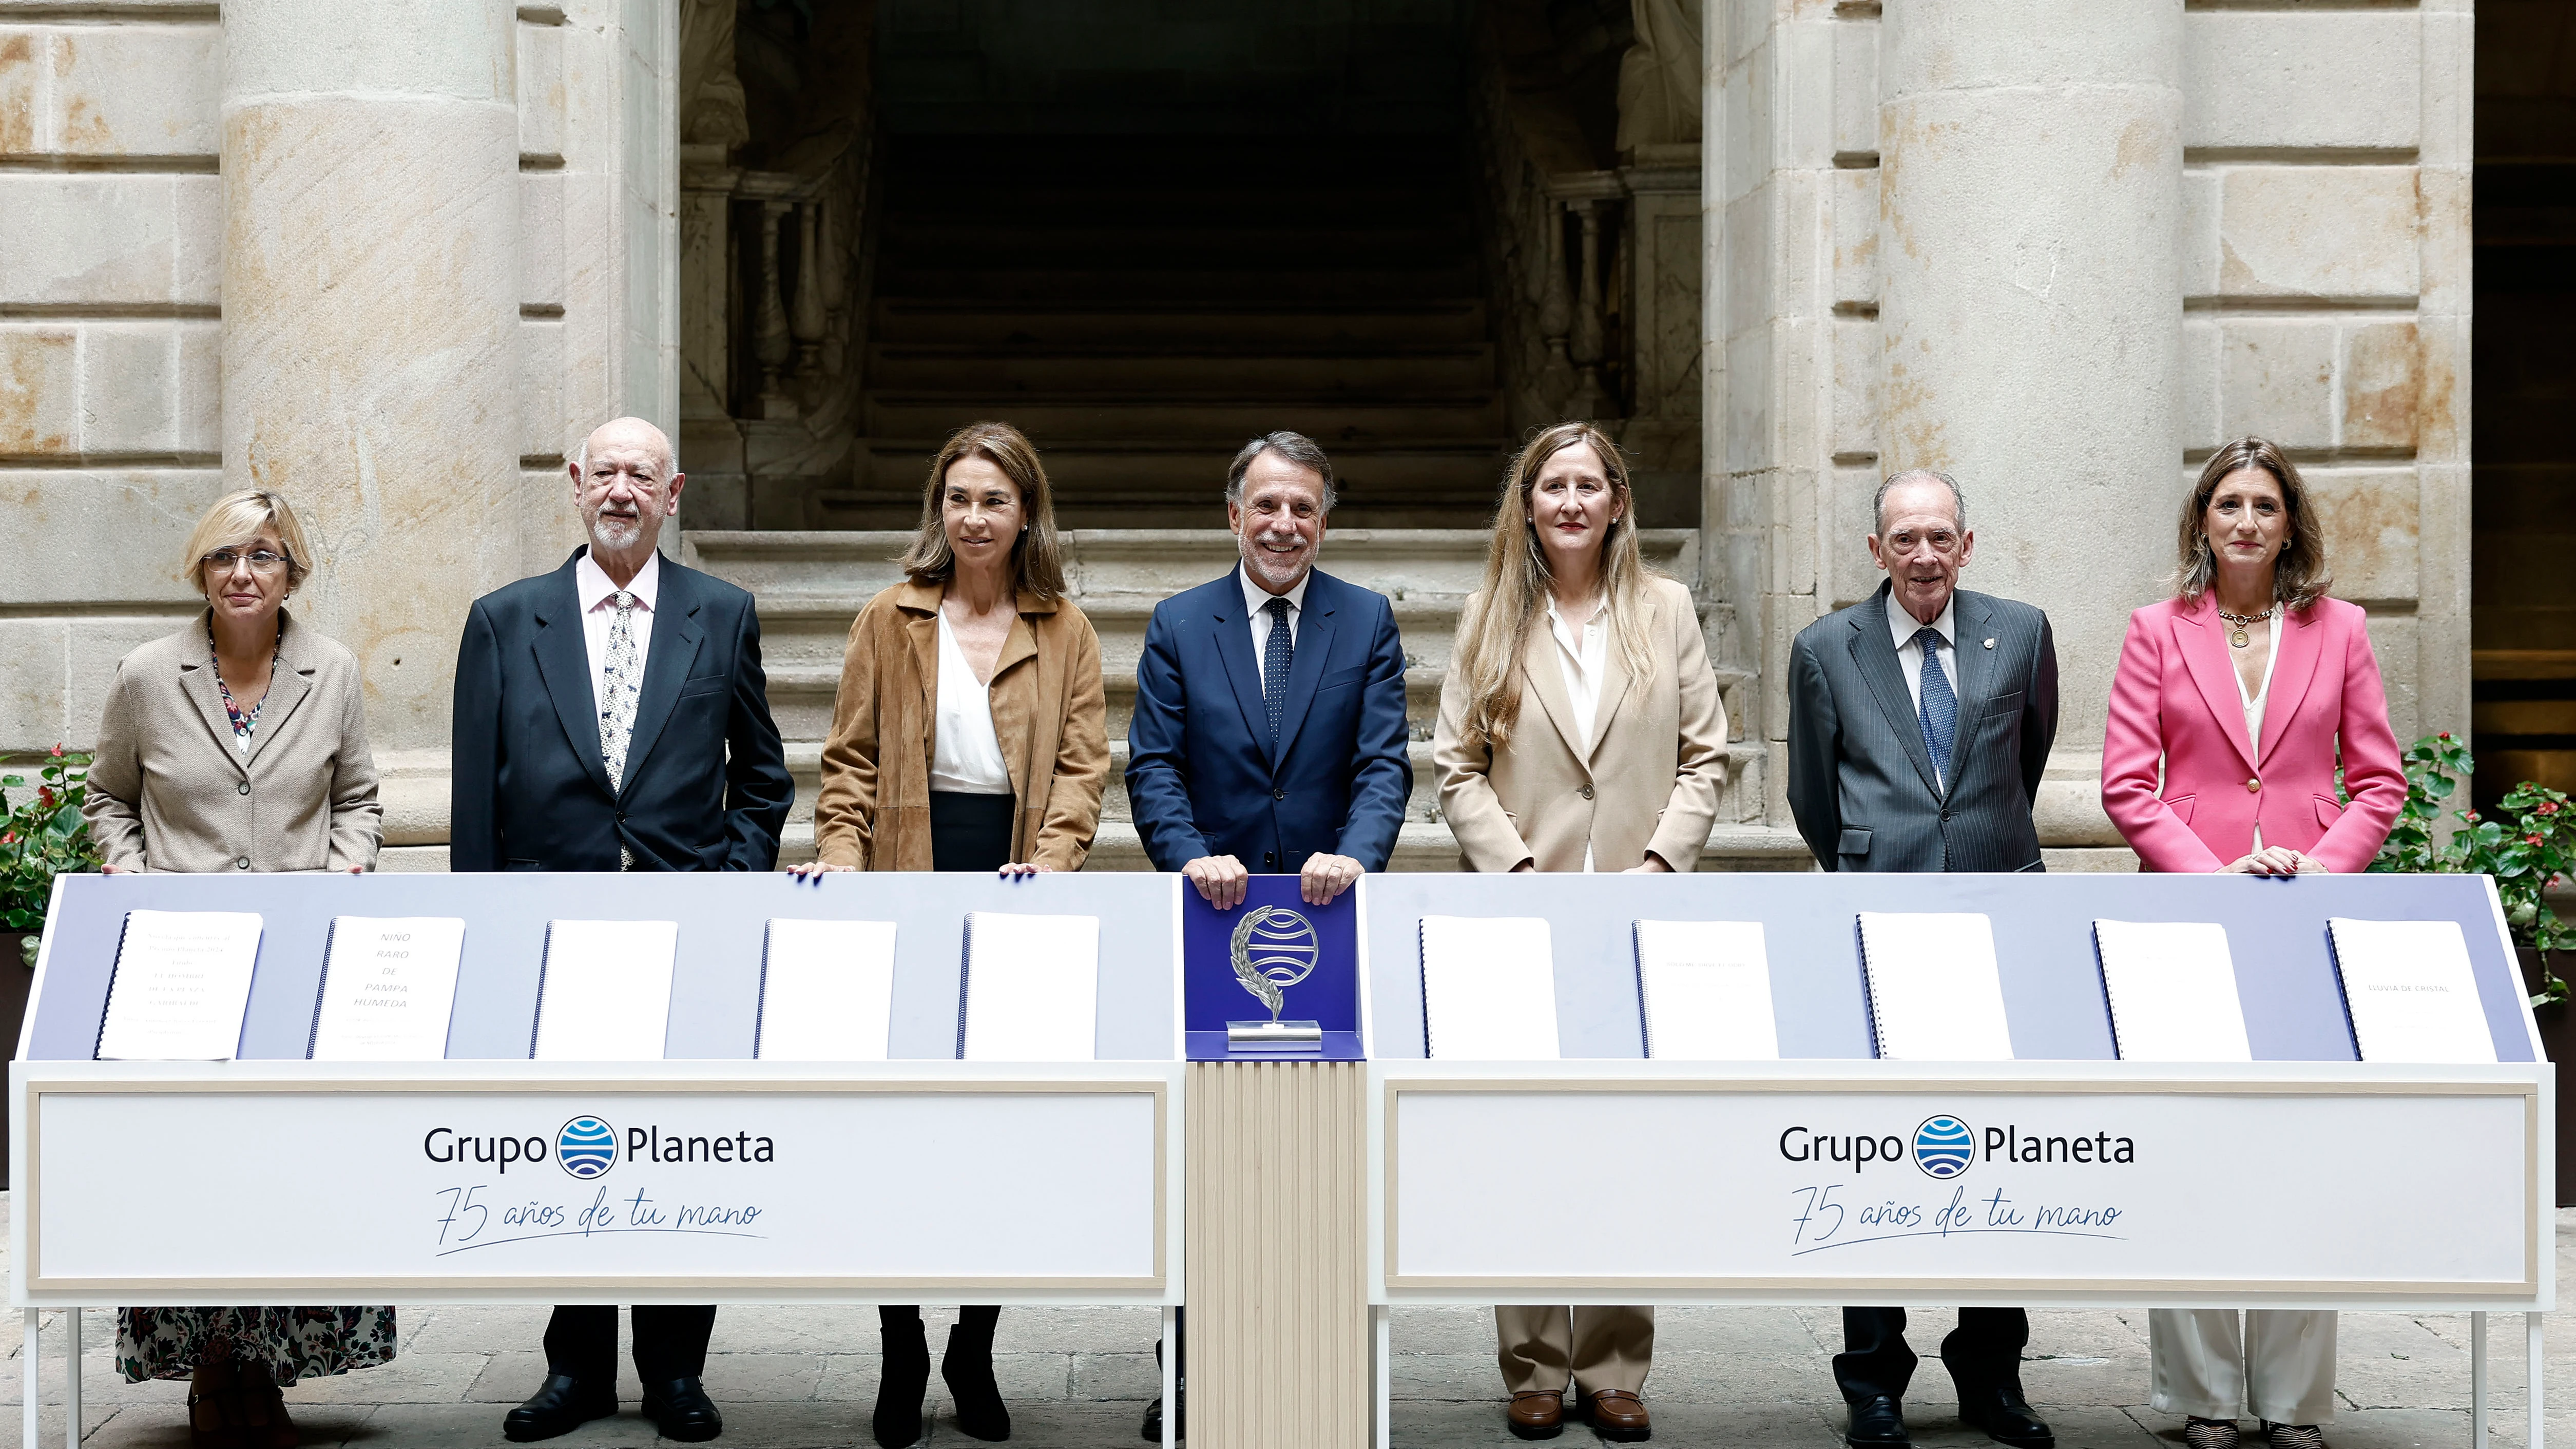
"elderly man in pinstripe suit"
1785,469,2061,1449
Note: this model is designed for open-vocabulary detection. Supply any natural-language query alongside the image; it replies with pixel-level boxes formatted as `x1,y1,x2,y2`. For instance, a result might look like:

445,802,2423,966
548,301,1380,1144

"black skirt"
928,790,1015,872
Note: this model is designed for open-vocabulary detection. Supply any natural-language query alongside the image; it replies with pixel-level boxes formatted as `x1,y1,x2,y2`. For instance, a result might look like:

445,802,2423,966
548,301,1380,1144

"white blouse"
2234,610,2283,851
931,610,1013,796
1546,595,1610,873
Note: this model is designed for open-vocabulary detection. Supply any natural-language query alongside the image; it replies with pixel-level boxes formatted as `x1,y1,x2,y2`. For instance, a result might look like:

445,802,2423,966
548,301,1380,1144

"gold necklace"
2216,605,2275,650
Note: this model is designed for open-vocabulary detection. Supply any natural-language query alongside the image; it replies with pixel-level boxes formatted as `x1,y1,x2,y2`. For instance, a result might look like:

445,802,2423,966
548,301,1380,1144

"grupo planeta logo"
556,1115,619,1179
1912,1115,1976,1179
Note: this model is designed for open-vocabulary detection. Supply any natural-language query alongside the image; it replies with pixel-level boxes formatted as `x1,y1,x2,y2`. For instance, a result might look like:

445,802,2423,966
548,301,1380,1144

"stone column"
1878,0,2182,850
220,0,521,755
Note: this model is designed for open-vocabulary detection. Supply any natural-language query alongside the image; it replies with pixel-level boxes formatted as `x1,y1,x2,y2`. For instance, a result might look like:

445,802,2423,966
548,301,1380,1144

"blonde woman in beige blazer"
1432,422,1727,1445
80,490,389,1447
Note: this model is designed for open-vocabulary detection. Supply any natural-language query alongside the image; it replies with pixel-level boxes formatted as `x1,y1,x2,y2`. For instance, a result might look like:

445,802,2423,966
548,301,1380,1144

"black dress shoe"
641,1377,724,1443
504,1374,617,1443
1956,1386,2054,1448
1846,1395,1911,1447
1139,1385,1184,1442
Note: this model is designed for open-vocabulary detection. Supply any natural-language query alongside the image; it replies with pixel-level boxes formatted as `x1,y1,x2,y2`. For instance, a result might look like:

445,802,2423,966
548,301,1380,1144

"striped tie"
1914,625,1956,787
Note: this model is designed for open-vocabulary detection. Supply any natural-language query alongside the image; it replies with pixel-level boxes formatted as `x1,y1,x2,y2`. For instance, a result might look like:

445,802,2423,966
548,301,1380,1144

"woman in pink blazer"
2100,436,2406,1449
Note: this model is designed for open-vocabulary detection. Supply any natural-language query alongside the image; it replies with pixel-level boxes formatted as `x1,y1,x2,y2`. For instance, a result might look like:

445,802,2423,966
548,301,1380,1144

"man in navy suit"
1127,430,1413,907
451,416,792,1443
1122,431,1412,1438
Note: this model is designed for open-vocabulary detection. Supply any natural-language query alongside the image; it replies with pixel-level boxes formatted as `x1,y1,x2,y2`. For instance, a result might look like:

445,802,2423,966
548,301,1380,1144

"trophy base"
1226,1020,1323,1051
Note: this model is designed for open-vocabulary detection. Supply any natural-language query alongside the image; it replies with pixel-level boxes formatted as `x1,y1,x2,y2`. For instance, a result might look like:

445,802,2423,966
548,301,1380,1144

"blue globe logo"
1913,1115,1974,1179
556,1115,618,1179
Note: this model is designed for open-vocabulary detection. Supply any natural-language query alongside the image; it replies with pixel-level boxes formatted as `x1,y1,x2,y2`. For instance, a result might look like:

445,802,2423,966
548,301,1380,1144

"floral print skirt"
116,1306,396,1385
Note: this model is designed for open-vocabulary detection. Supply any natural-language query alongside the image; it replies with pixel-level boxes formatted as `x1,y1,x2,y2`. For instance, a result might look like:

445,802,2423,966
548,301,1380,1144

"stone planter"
0,931,31,1190
2517,946,2573,1207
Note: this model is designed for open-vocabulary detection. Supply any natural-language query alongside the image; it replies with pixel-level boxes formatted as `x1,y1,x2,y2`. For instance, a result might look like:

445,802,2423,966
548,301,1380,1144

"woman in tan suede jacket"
801,422,1109,876
793,421,1108,1448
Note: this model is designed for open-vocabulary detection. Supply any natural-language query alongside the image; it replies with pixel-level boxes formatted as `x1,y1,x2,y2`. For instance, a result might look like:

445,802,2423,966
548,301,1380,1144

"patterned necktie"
599,591,642,791
1261,595,1294,741
1914,625,1956,787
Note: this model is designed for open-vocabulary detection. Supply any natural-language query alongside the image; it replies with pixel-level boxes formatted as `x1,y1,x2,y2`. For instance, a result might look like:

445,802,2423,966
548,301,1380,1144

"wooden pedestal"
1184,1060,1370,1447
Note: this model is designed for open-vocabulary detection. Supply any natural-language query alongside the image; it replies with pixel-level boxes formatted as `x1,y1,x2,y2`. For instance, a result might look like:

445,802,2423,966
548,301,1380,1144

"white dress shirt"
1240,567,1310,680
1886,587,1958,790
1547,595,1610,873
931,608,1014,796
575,547,659,707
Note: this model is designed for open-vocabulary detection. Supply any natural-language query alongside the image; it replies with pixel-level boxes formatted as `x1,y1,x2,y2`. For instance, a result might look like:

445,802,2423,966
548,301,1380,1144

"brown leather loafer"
1507,1390,1565,1440
1582,1388,1652,1442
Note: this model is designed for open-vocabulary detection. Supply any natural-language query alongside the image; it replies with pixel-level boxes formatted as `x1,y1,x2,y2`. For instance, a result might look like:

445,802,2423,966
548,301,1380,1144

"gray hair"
1872,468,1966,535
1225,431,1337,512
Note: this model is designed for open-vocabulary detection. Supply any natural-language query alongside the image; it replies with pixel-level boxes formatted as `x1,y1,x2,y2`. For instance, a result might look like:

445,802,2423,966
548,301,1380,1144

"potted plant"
2,746,101,970
2371,731,2575,1202
0,746,100,1189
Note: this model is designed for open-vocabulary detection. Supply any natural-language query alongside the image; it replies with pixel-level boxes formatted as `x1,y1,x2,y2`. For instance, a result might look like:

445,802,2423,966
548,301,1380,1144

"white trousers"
2149,1309,2338,1424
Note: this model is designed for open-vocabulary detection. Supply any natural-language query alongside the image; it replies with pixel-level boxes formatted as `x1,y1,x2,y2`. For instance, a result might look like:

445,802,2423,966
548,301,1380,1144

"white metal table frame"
12,1058,1187,1449
1364,1059,2555,1449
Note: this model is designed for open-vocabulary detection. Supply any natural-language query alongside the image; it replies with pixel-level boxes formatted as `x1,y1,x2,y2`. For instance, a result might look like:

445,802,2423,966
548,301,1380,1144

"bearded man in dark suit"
451,415,792,1443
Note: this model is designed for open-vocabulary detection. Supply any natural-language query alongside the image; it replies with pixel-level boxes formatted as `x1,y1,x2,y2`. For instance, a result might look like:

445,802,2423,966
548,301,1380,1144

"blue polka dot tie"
1261,595,1294,741
1914,625,1956,787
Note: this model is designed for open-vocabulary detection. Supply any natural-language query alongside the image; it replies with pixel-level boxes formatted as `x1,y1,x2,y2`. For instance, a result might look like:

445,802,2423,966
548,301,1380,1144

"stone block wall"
1712,0,2472,862
0,1,658,873
1,5,225,757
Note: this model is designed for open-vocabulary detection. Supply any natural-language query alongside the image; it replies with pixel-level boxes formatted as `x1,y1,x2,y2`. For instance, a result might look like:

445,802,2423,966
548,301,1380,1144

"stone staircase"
680,529,1800,871
815,134,1521,530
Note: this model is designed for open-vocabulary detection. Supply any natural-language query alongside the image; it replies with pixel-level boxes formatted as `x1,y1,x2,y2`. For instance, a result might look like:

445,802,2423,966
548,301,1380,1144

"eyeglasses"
203,549,290,575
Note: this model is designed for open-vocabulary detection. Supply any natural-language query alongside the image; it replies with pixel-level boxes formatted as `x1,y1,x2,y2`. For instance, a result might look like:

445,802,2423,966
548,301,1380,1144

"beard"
1242,533,1312,590
589,511,648,554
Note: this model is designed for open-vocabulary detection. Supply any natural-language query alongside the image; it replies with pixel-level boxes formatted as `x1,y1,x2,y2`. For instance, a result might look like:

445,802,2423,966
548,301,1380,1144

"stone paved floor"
4,1198,2565,1448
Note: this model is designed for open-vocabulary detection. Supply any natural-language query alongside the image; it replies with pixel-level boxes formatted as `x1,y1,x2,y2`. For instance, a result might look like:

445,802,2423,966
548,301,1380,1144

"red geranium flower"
2529,834,2548,847
2467,812,2482,823
2439,731,2454,741
2541,801,2562,816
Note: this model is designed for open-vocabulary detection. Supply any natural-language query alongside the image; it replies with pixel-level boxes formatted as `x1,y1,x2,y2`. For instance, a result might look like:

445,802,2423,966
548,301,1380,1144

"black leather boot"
941,1305,1012,1441
873,1306,930,1448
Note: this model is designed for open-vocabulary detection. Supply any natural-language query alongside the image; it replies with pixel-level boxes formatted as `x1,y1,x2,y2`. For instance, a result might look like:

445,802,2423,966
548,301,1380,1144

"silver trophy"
1226,904,1323,1049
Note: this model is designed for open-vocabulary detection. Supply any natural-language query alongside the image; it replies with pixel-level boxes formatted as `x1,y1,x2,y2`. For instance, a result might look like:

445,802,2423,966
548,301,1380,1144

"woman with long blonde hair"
1432,421,1728,1442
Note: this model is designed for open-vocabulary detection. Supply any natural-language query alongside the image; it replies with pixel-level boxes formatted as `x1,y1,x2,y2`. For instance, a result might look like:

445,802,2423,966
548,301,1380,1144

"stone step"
852,438,1509,495
862,393,1507,443
686,527,1688,616
861,342,1500,394
870,300,1492,347
877,222,1475,268
875,266,1482,303
683,528,1756,831
816,493,1509,532
773,817,1816,872
772,735,1770,836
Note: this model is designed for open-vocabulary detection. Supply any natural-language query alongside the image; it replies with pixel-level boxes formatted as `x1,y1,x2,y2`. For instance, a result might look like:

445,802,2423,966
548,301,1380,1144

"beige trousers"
1494,1306,1654,1396
2149,1309,2337,1424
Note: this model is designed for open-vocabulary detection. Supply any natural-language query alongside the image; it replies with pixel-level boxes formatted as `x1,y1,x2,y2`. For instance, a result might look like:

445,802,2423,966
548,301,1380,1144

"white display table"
11,870,1187,1449
1356,872,2555,1449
